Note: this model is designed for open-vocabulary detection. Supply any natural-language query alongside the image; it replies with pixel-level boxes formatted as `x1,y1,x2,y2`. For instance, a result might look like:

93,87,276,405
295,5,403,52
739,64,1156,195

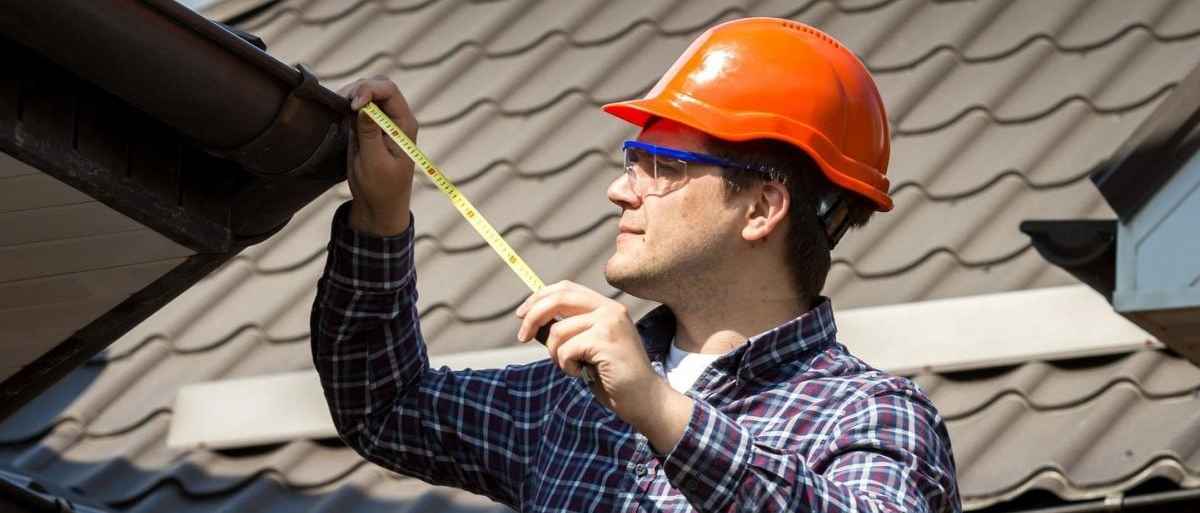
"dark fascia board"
1092,59,1200,221
1019,220,1117,300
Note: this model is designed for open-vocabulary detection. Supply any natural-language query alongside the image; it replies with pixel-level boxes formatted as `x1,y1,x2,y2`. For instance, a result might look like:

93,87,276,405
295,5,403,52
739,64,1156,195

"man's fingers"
352,111,398,175
516,281,567,319
342,78,415,166
542,315,593,368
348,80,414,130
555,337,597,378
516,289,595,342
516,281,599,318
335,78,364,101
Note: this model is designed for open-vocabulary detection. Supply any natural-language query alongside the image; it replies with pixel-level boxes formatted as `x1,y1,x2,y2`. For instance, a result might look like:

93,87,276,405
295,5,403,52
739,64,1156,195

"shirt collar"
635,297,839,383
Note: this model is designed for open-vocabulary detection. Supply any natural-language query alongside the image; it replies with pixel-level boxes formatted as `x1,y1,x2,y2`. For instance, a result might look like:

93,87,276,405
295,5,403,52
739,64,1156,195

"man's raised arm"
308,78,554,507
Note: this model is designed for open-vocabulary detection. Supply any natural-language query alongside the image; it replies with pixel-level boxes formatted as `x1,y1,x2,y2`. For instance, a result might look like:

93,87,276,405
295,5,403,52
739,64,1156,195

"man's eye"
656,159,686,176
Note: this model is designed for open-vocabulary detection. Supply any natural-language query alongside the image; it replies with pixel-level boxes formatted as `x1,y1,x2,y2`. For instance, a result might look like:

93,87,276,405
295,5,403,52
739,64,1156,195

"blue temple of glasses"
622,140,771,175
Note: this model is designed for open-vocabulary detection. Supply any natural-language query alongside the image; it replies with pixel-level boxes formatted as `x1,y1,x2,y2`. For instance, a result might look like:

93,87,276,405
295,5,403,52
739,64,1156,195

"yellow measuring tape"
361,102,595,384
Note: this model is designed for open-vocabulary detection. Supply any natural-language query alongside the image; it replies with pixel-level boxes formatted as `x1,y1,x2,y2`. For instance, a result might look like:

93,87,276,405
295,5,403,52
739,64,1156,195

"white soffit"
170,285,1159,450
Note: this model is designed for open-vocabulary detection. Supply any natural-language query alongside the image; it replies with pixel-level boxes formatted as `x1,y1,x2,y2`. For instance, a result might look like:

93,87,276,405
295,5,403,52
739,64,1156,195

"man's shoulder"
792,341,938,413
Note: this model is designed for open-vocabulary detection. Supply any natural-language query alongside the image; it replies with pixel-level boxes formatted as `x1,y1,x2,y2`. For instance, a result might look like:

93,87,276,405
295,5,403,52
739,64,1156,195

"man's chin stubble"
604,263,657,301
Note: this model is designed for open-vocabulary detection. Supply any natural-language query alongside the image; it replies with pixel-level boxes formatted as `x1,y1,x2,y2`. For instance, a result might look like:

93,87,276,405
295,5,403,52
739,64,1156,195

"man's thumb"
355,110,382,140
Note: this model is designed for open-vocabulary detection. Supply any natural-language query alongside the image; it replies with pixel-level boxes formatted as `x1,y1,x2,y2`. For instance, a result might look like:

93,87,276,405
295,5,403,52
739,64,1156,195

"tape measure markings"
361,102,596,384
362,102,546,293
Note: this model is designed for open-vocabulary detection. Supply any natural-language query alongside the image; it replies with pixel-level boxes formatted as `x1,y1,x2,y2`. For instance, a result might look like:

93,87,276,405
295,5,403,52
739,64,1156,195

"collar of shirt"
634,297,840,385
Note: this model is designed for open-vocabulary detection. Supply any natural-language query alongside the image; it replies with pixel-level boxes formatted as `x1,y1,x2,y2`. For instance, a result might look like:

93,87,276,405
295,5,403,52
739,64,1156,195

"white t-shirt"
664,341,728,394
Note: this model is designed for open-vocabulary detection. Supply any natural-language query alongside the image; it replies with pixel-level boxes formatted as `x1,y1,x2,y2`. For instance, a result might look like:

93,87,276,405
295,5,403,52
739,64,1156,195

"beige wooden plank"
0,229,193,283
0,151,39,179
0,171,91,213
0,258,183,310
0,257,185,369
0,201,143,246
0,297,117,366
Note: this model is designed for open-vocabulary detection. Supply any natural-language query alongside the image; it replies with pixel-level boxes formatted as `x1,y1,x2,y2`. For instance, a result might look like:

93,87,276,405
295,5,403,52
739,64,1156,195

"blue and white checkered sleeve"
660,383,959,513
310,200,551,507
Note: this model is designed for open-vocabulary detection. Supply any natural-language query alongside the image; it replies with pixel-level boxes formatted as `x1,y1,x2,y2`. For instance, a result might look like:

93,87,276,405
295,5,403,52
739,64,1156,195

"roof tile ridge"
226,211,619,276
893,82,1178,137
94,326,307,364
238,0,480,31
872,22,1200,74
419,288,625,324
965,456,1200,510
408,70,655,129
313,0,879,80
245,0,900,38
393,65,1175,133
104,452,372,509
888,161,1099,203
832,244,1032,281
943,373,1200,422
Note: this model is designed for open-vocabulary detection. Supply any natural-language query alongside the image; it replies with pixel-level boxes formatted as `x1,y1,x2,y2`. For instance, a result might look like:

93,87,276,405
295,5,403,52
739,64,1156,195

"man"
312,17,960,513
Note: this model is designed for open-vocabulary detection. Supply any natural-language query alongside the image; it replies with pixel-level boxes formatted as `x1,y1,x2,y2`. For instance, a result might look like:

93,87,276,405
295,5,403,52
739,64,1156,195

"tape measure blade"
361,102,547,293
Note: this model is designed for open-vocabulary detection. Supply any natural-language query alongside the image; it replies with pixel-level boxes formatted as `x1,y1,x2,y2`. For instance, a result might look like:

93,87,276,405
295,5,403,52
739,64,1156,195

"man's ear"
742,181,789,242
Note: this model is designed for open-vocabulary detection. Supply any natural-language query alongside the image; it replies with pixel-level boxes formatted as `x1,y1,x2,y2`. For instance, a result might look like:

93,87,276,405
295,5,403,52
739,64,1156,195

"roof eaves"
0,0,351,419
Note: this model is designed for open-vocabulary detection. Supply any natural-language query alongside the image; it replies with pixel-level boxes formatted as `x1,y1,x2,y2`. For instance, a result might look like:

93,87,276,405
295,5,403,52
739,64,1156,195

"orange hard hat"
602,17,893,211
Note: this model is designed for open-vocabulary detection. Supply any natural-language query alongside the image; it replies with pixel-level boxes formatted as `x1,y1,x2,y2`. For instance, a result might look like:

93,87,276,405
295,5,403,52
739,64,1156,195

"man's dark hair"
705,137,876,304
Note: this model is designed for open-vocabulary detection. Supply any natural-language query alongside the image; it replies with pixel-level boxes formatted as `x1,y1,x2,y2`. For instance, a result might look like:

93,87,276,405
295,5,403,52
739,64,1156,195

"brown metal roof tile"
917,350,1200,420
6,0,1200,511
948,381,1200,508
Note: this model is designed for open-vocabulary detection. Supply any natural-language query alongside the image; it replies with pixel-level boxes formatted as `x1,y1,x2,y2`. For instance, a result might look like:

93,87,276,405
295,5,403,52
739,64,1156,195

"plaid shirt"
311,201,961,513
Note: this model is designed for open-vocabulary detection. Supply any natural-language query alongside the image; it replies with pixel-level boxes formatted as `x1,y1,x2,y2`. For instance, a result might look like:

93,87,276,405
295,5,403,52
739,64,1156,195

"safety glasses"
620,140,854,248
620,140,770,198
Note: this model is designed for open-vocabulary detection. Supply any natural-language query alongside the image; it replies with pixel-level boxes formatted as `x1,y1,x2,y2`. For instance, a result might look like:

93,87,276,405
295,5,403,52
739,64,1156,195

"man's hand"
515,281,694,451
336,76,419,237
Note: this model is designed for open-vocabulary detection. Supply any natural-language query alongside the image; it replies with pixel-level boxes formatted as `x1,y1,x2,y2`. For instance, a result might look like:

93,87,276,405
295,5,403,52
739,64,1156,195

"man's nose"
607,171,641,210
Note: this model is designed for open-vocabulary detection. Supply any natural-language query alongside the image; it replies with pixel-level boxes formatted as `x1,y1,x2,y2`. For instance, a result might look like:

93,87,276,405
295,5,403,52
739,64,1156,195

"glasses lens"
623,147,649,196
651,155,688,195
622,146,689,197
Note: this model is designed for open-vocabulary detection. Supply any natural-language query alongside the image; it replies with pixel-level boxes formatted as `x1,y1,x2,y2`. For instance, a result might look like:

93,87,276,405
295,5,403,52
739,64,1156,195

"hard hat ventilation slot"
779,21,843,50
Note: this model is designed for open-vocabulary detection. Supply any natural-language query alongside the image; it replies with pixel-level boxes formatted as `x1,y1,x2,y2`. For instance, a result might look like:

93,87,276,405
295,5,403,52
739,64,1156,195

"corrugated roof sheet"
4,0,1200,510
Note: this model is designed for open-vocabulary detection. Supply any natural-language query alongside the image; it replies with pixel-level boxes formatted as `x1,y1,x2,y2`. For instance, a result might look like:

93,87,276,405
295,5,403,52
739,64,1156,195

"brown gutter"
0,0,351,240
